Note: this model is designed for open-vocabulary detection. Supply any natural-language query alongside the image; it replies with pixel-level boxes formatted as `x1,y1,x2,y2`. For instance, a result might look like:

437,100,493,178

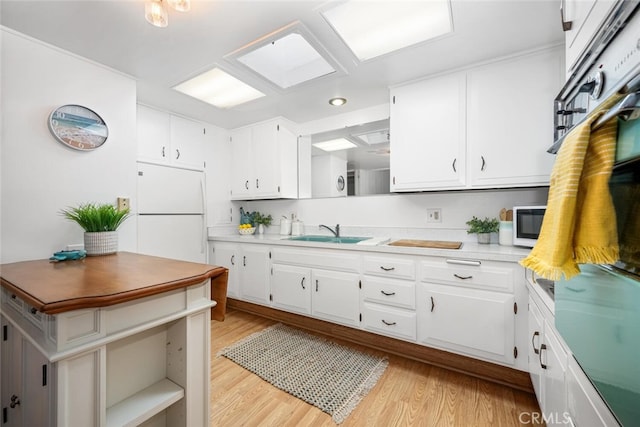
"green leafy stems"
465,216,499,234
60,203,131,232
252,212,273,227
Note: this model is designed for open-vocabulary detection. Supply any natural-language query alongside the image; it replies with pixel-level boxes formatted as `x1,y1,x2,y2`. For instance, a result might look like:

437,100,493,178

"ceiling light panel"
313,138,357,152
322,1,453,61
227,22,344,90
173,68,265,109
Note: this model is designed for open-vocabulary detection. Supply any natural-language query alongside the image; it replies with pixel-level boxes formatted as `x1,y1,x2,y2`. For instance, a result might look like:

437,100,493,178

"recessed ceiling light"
173,67,265,109
329,97,347,106
322,0,453,61
230,24,339,89
312,138,357,152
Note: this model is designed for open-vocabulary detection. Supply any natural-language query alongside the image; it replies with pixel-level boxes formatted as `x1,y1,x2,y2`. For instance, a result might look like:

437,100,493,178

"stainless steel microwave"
512,206,546,247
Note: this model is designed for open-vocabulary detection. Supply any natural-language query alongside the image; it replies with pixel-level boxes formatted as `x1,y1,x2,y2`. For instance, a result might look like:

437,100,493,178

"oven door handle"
592,91,640,129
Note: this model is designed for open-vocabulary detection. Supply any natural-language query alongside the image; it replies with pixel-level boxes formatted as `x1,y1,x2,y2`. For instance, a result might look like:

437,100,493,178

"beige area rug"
218,323,388,424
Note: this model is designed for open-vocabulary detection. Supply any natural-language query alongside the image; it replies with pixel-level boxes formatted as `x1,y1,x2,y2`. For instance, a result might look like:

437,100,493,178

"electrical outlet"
427,208,442,223
117,197,130,211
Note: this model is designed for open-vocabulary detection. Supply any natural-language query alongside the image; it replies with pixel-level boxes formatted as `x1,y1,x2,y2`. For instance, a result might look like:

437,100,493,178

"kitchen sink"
287,235,371,244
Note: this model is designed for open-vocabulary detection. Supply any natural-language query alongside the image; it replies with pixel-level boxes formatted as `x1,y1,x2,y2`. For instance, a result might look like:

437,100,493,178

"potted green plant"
252,212,273,235
466,216,499,244
60,202,131,255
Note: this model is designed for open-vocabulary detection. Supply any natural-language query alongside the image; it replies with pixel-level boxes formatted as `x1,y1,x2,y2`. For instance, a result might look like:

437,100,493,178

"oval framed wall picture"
48,104,108,151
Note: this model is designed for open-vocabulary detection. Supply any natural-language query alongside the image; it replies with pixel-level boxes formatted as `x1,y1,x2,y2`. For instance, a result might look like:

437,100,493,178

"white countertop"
209,233,532,263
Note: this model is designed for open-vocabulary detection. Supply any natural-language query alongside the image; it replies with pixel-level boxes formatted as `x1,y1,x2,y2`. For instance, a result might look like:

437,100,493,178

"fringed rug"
218,323,388,424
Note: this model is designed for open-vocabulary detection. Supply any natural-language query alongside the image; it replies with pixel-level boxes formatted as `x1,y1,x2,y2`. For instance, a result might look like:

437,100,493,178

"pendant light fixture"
145,0,190,28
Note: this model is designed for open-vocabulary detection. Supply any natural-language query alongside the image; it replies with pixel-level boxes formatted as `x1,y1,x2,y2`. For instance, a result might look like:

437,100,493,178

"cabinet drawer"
361,302,416,341
420,258,514,292
272,247,360,273
4,289,24,313
363,256,415,280
361,276,415,309
24,302,46,331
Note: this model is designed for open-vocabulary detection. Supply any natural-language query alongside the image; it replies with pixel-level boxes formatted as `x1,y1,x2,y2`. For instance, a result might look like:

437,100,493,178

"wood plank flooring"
210,309,543,426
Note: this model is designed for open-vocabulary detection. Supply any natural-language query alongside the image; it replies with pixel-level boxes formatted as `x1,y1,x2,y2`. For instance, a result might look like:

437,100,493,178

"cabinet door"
541,320,567,427
251,121,280,198
467,49,562,188
212,242,239,298
230,127,253,200
417,283,515,365
311,269,360,327
390,73,466,191
239,245,270,304
271,264,311,315
528,297,544,406
137,104,171,164
170,115,205,170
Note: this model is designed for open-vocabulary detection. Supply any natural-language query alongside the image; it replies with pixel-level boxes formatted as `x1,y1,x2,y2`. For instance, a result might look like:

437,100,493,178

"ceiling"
0,0,564,130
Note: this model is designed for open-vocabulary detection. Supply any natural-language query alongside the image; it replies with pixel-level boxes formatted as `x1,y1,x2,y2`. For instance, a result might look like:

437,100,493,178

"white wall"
0,29,138,263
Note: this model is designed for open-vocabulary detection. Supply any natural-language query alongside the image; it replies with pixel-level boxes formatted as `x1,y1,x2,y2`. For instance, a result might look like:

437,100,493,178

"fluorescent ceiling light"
322,1,452,61
236,32,335,89
173,68,265,109
354,130,389,146
313,138,357,152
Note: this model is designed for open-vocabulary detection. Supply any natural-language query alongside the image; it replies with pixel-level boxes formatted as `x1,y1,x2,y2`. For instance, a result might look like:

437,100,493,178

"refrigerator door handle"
200,177,207,255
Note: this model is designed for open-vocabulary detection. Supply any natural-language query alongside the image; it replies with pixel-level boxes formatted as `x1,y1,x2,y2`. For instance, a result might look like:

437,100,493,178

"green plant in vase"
60,202,131,255
466,216,499,244
252,212,273,234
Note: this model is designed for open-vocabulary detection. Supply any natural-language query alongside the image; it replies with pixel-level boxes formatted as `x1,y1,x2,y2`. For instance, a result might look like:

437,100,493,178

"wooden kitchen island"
0,252,228,427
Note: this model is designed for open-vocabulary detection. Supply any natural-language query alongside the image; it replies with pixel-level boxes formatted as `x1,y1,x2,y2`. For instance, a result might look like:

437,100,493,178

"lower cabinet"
211,242,270,304
417,283,515,365
528,295,568,426
1,316,53,427
270,264,311,315
311,269,360,327
211,242,239,297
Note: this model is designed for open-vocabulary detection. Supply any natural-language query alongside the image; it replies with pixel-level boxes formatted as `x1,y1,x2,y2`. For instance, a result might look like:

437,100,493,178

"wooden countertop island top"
0,251,227,315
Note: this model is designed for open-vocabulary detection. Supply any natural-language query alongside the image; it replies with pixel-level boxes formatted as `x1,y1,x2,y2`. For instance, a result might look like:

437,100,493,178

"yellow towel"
520,113,619,280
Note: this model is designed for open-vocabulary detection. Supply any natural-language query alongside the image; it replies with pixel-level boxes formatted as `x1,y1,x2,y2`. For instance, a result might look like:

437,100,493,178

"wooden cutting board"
388,239,463,249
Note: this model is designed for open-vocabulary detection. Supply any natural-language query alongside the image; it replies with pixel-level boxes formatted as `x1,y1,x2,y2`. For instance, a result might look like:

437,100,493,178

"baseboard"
227,298,534,394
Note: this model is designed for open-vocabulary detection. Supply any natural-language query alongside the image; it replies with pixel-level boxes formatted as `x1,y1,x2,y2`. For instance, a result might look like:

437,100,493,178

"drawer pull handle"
531,331,540,354
381,320,396,326
454,274,473,280
430,296,435,312
316,279,319,292
10,394,20,408
230,255,235,266
301,277,306,290
243,256,246,267
446,259,481,266
11,294,17,299
380,266,395,271
539,343,547,369
30,307,38,315
380,290,396,296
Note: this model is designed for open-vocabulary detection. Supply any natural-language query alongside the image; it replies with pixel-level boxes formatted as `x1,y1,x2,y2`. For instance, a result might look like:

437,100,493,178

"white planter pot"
84,231,118,256
477,233,491,244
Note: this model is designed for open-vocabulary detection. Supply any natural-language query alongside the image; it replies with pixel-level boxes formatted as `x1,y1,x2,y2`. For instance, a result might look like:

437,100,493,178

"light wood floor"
210,309,543,426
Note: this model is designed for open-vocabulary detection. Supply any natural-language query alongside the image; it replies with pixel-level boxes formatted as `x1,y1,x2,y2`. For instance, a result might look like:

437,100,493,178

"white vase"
477,233,491,244
257,224,264,235
84,231,118,256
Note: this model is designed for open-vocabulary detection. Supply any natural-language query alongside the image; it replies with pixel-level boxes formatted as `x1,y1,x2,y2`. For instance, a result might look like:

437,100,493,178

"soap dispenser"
291,214,304,236
280,215,292,235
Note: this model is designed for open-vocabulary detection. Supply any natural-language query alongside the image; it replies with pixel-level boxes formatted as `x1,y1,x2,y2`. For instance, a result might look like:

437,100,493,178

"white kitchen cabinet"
466,48,562,188
389,72,467,191
564,0,617,74
230,118,298,200
417,282,515,365
528,296,568,427
238,244,271,305
1,316,53,427
137,104,206,170
311,269,360,327
270,264,311,315
211,242,239,298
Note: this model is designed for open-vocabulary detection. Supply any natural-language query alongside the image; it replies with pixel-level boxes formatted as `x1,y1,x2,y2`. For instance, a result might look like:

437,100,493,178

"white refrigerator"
137,162,207,263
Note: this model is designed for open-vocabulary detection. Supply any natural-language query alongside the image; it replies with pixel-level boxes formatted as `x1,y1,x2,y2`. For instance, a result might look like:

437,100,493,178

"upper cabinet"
390,73,467,191
467,48,563,188
563,0,617,74
137,104,206,171
390,47,563,193
230,118,298,200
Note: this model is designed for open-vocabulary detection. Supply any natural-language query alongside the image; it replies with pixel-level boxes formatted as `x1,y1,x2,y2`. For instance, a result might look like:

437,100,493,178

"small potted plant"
466,216,499,244
252,212,273,235
60,202,131,255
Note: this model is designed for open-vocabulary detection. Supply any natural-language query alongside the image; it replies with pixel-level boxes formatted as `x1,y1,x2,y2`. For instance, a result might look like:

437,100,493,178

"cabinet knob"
10,394,20,408
30,307,38,315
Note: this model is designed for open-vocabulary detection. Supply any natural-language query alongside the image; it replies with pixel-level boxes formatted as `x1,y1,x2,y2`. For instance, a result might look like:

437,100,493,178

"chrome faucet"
319,224,340,237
